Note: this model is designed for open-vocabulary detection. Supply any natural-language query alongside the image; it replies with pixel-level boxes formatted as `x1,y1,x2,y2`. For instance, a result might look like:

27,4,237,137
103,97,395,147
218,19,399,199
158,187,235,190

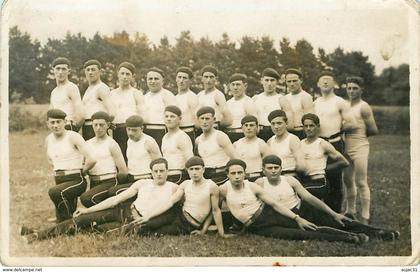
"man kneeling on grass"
20,158,179,243
218,159,373,243
255,155,400,241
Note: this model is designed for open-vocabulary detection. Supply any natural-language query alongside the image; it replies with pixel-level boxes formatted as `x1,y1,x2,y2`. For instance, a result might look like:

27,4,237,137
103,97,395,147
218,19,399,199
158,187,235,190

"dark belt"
245,203,265,227
182,210,202,228
206,166,226,174
144,124,166,130
54,169,82,176
321,132,342,143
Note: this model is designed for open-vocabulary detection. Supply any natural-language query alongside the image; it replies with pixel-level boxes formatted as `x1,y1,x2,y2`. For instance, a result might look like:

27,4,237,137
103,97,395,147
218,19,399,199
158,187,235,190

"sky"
2,0,416,74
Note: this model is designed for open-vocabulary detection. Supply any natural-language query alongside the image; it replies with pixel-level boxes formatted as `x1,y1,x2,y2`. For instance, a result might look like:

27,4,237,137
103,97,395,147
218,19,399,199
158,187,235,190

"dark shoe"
377,230,397,241
19,225,34,236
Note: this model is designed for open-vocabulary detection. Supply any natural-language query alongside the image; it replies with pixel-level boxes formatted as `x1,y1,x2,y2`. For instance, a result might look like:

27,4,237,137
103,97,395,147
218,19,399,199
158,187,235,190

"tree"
373,64,409,105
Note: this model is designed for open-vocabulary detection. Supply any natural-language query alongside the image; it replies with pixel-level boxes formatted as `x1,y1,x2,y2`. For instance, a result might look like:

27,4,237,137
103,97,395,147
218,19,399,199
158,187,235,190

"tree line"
9,26,409,105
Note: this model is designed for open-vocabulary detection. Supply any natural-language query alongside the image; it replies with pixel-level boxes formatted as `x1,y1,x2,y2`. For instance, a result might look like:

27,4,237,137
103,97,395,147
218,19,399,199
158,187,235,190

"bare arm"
361,103,378,136
133,90,145,119
109,140,128,175
289,136,307,174
145,137,163,159
217,132,237,159
163,90,177,107
321,140,349,171
216,92,232,127
301,93,314,114
279,95,294,130
339,100,357,132
71,132,96,174
97,85,116,121
68,85,85,127
178,133,194,163
244,97,257,117
208,184,225,236
259,140,271,158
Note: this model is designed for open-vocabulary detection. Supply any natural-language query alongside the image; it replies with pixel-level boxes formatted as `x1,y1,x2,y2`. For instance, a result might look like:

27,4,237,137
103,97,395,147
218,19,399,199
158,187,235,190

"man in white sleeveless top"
234,115,270,182
108,115,162,197
21,158,178,243
44,109,96,222
49,57,84,132
253,68,294,142
110,62,144,163
162,106,194,184
218,159,367,243
225,73,257,143
314,71,355,212
175,66,198,144
267,110,306,178
81,59,115,140
197,65,232,129
80,111,128,207
143,67,177,150
255,155,398,242
284,68,314,139
195,106,236,185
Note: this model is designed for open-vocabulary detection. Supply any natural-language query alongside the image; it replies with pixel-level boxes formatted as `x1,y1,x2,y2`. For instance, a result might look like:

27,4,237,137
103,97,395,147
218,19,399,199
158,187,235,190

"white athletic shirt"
300,138,328,176
261,176,300,209
267,133,299,171
46,131,83,170
110,87,139,124
127,135,156,175
234,138,264,173
161,130,192,170
86,136,117,175
196,130,230,168
345,101,368,140
226,95,253,128
132,180,178,218
183,179,212,223
225,180,263,224
50,81,81,122
82,82,111,119
253,92,281,126
144,88,176,124
176,90,197,127
314,95,344,137
285,90,312,128
197,89,225,122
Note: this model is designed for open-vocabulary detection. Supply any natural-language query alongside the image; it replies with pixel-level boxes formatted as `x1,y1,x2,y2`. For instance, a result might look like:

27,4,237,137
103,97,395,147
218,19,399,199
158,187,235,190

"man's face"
118,67,133,87
317,75,335,94
270,116,287,136
242,121,258,138
147,71,164,92
176,72,191,92
53,64,70,83
85,65,101,84
263,163,282,181
227,165,246,187
47,118,66,135
187,165,205,182
164,111,181,129
346,83,362,101
151,163,168,185
198,113,215,132
126,127,143,141
261,76,278,94
229,80,247,98
92,119,109,138
202,72,216,91
285,74,302,94
303,119,319,138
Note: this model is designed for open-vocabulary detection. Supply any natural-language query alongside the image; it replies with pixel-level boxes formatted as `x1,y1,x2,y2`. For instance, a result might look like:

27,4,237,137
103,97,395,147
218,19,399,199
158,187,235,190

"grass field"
8,130,411,258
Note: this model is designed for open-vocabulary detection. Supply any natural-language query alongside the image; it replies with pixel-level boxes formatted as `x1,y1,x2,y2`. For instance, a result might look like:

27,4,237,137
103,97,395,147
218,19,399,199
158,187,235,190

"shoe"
393,230,401,240
377,230,397,241
344,213,357,221
356,233,369,244
19,225,35,236
22,233,38,244
208,225,218,232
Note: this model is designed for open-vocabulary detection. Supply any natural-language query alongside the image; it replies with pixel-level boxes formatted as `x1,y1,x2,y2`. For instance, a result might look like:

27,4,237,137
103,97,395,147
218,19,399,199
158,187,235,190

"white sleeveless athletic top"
197,89,225,121
285,90,312,128
110,87,139,124
183,179,212,223
144,88,175,124
82,82,111,119
50,81,81,122
253,92,281,126
127,135,156,175
226,96,252,128
176,90,197,127
261,176,300,209
346,101,368,140
300,138,327,176
86,136,117,175
267,133,299,171
234,138,263,173
314,95,344,137
46,131,83,170
196,130,230,168
132,180,177,218
161,130,191,170
225,180,263,224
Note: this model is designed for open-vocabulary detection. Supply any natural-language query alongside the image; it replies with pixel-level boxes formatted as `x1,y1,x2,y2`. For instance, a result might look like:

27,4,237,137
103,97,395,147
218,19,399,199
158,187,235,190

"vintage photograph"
1,0,418,267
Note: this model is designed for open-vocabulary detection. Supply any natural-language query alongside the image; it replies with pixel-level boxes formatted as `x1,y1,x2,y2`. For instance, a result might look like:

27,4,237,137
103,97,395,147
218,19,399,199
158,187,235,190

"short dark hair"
317,70,335,81
262,155,282,167
346,76,364,87
84,59,102,69
226,159,247,172
196,106,215,118
91,111,111,122
52,57,71,68
47,109,66,120
261,68,280,80
229,73,247,83
147,67,165,78
285,68,303,79
268,109,288,123
241,115,259,126
301,113,320,126
201,65,218,77
126,115,144,127
176,66,193,79
118,62,136,74
150,157,168,170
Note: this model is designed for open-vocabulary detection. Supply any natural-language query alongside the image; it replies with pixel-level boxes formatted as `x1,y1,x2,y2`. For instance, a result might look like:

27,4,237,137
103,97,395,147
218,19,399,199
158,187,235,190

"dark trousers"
143,126,166,150
64,122,80,132
137,205,180,235
180,126,196,146
80,177,118,208
204,168,228,185
113,126,128,163
300,176,328,201
82,124,95,141
289,129,305,140
258,126,274,142
226,131,244,143
147,207,198,235
325,139,345,212
48,173,87,222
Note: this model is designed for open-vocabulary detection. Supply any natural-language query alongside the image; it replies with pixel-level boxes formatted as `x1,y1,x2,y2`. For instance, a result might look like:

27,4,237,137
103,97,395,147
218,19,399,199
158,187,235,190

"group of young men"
20,57,397,245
